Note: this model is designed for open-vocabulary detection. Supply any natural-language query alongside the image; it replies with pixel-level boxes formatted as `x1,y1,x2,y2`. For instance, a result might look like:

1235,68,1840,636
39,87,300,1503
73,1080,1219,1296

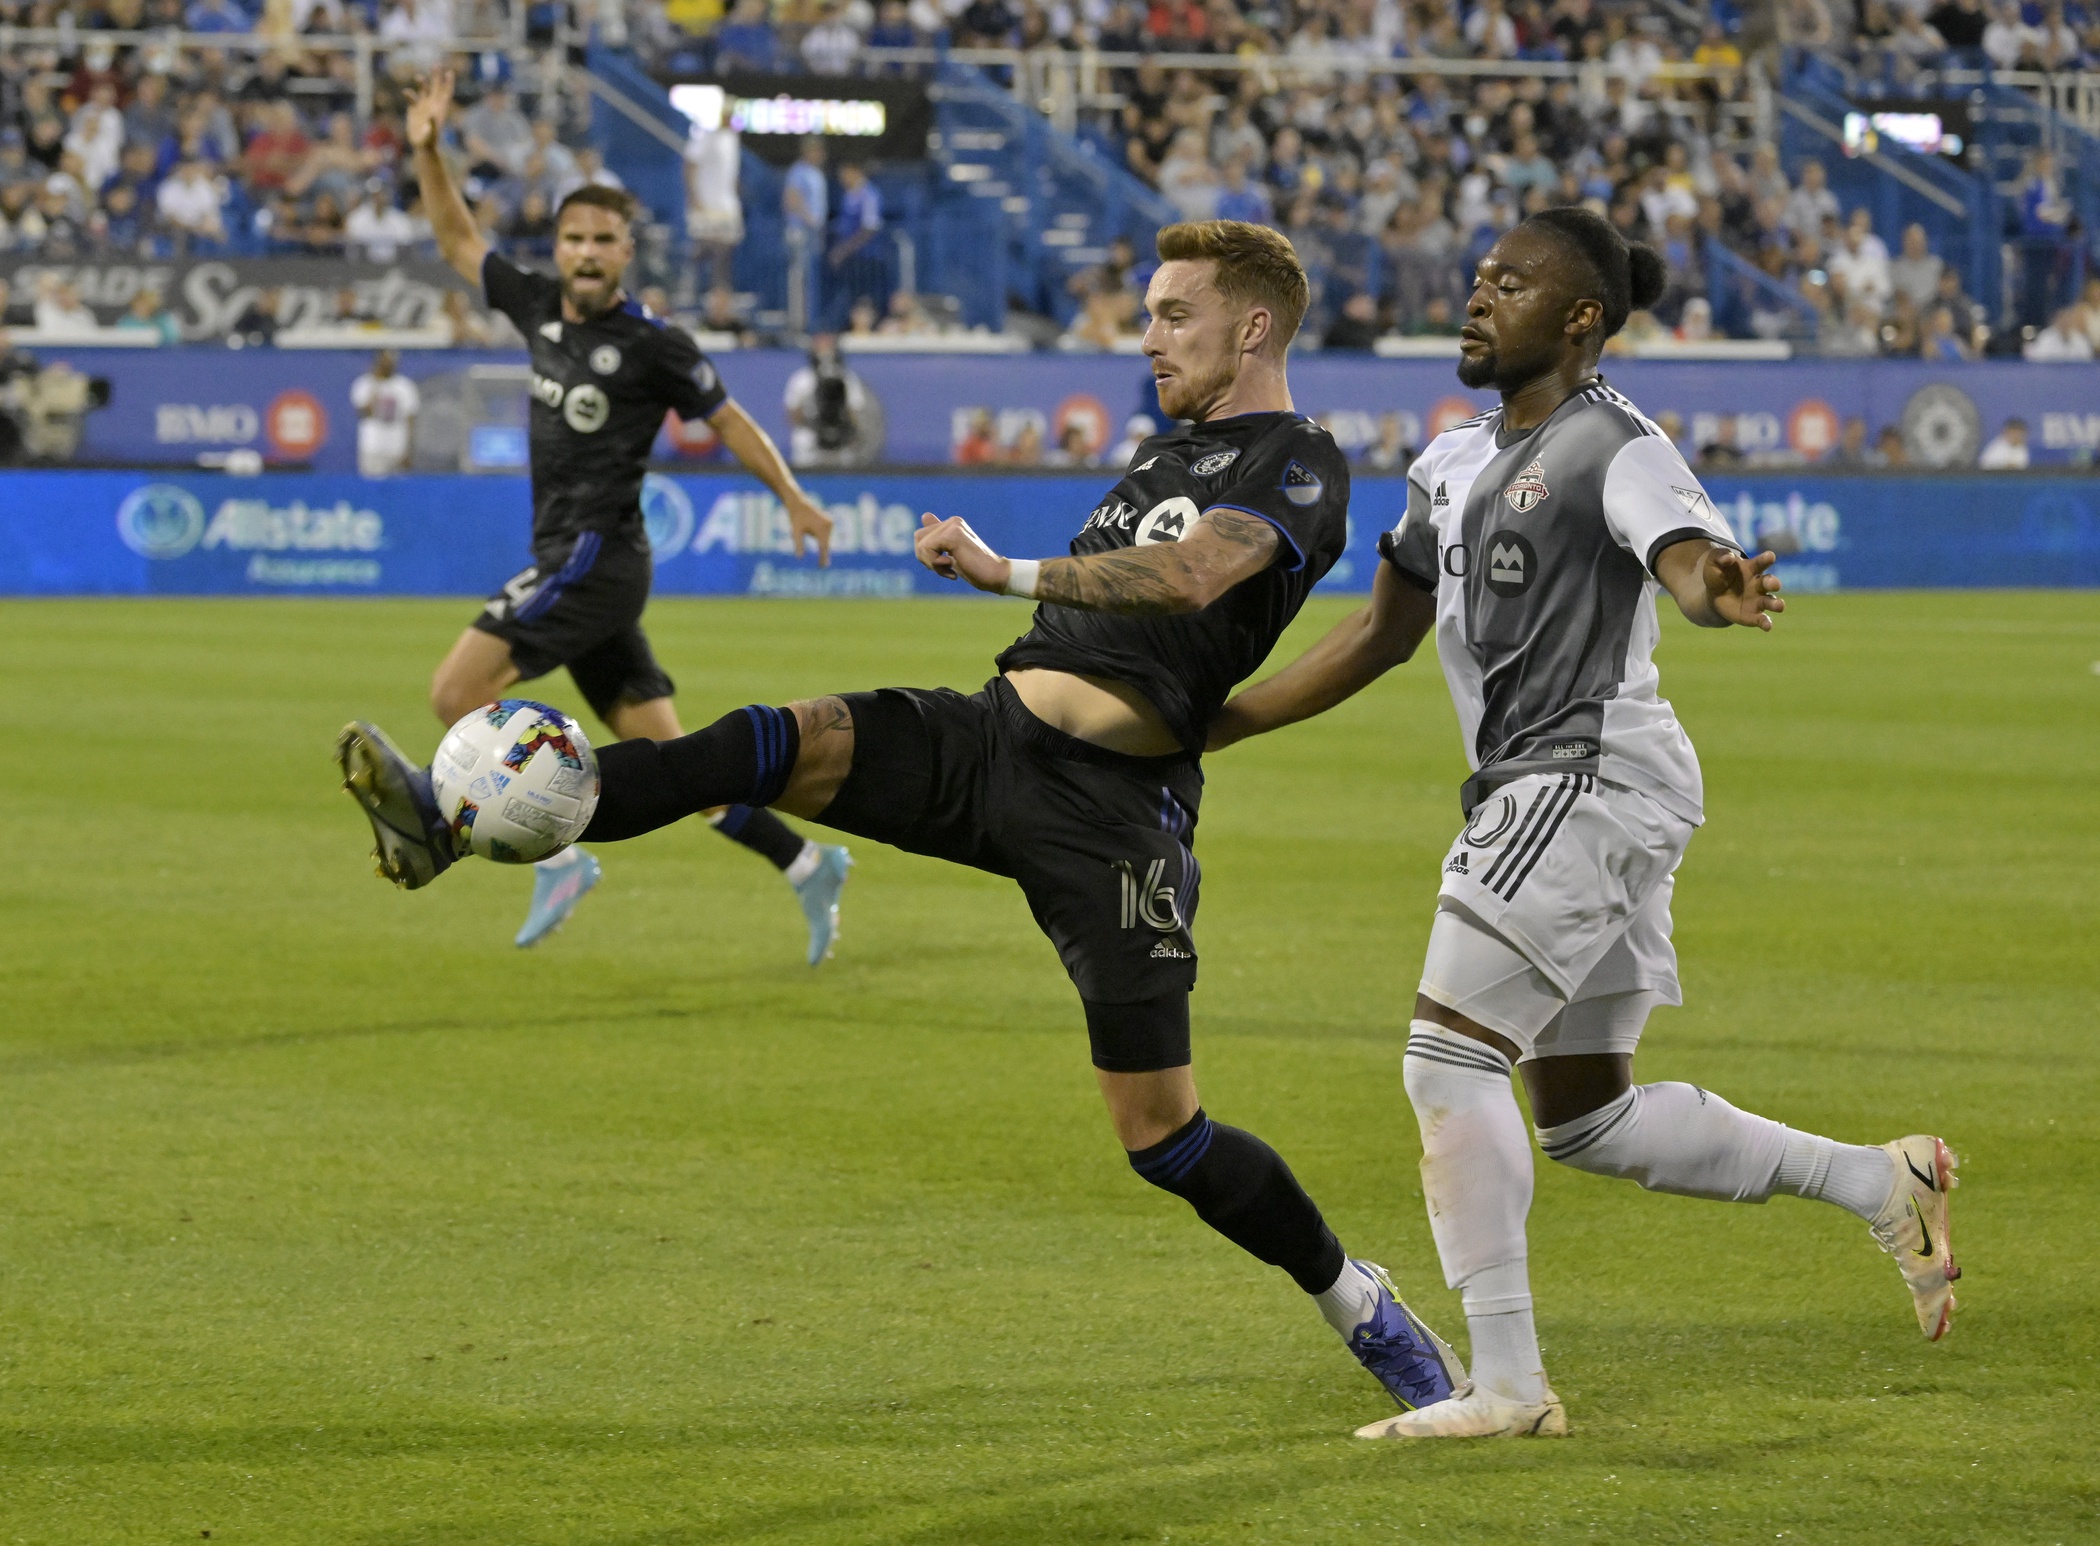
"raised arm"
707,397,834,564
913,506,1280,614
405,68,489,285
1207,557,1436,751
1652,537,1785,630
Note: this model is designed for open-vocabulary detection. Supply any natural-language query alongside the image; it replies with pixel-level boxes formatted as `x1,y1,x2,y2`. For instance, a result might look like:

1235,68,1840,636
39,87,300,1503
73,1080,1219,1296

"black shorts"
472,529,675,722
820,676,1203,1071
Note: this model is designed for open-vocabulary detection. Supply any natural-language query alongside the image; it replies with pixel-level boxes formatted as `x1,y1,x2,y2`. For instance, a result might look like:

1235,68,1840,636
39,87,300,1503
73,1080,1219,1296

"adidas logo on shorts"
1150,939,1192,959
1445,851,1469,875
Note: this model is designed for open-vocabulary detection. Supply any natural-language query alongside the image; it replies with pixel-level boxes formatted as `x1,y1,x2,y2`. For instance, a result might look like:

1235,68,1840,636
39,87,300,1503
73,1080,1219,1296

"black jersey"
483,253,728,565
996,411,1351,753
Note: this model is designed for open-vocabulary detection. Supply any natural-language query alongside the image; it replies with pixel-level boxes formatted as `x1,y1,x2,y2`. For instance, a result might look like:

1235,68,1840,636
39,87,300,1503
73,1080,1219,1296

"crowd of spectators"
1827,0,2100,83
0,2,635,335
0,0,2093,353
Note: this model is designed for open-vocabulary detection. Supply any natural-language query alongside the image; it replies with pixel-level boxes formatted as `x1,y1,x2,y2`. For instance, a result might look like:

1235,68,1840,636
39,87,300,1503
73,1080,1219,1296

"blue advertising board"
2,468,2097,598
25,344,2100,471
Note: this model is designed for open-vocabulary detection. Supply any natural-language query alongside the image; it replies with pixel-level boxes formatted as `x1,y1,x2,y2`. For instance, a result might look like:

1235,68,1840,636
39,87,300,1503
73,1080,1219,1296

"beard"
562,270,619,316
1155,354,1236,421
1455,347,1499,389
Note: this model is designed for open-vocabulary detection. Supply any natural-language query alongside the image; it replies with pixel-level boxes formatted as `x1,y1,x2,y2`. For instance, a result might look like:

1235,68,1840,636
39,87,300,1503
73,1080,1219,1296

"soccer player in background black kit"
343,68,853,960
335,222,1466,1417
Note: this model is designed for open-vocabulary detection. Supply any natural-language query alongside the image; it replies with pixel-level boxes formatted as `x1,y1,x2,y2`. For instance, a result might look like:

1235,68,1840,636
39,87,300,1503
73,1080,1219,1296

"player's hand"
785,490,833,566
1705,548,1785,630
915,513,1010,593
406,68,456,152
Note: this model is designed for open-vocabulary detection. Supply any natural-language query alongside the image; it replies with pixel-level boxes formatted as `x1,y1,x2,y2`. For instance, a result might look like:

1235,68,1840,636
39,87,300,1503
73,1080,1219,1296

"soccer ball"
430,699,600,864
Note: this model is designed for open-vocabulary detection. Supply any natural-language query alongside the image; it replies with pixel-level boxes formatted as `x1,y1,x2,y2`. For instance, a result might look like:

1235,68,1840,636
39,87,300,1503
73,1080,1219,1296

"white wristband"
1003,558,1041,599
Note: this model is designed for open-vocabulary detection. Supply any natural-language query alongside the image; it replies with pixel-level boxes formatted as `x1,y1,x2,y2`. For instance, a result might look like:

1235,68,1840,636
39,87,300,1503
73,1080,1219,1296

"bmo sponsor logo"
154,389,330,458
156,402,258,445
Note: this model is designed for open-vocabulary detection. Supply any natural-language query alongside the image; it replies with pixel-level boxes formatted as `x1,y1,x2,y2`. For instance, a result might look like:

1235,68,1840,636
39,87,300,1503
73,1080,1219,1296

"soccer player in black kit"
334,221,1465,1417
339,68,852,960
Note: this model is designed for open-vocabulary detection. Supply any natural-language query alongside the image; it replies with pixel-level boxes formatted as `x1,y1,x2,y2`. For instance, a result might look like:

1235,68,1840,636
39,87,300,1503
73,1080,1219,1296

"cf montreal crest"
1503,459,1550,513
1190,448,1240,476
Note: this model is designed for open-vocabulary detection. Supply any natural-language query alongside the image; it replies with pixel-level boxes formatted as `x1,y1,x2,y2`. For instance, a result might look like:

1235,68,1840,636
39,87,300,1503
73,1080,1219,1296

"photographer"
782,332,882,468
0,330,110,462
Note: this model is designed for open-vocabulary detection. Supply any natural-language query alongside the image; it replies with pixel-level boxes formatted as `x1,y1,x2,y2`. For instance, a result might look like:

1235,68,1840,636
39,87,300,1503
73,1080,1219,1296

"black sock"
583,705,800,843
713,804,808,871
1128,1108,1346,1293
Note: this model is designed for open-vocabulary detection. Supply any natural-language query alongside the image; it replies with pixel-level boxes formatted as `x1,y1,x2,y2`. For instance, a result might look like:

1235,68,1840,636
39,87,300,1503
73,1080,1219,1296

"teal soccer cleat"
793,844,853,965
515,848,602,948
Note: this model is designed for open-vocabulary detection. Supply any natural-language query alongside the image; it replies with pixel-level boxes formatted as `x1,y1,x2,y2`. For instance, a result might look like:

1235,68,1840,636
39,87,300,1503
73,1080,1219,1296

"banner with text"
3,469,2097,598
20,345,2100,474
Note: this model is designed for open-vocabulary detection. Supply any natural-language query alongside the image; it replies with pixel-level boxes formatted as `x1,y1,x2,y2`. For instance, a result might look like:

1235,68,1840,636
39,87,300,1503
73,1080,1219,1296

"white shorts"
1418,771,1693,1059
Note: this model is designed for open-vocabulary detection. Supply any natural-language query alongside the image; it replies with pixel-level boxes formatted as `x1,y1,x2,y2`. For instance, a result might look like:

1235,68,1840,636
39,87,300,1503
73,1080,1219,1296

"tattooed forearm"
1039,547,1199,613
1035,509,1281,615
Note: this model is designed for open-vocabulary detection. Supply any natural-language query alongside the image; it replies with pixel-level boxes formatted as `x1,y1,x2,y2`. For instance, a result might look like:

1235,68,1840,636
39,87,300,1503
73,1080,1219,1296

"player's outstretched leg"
709,806,853,966
1533,1078,1961,1341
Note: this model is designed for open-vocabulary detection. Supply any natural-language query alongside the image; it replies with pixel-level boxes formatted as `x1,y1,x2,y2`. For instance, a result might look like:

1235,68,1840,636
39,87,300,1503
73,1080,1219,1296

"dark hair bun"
1627,243,1669,311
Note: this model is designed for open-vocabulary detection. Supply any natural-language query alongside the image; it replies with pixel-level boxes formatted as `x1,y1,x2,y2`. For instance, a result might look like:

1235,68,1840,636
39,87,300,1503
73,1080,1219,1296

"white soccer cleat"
1353,1380,1567,1440
1869,1134,1961,1341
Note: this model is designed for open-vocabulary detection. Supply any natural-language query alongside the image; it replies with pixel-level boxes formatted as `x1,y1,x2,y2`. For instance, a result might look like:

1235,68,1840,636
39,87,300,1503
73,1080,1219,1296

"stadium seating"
1,0,2097,357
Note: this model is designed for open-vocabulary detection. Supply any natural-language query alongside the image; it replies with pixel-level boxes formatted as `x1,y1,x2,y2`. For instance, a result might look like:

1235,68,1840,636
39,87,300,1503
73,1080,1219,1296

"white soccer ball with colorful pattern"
430,700,600,864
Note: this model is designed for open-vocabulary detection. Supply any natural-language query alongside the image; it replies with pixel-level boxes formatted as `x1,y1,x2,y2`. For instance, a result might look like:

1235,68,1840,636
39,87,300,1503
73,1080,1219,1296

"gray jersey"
1381,379,1740,822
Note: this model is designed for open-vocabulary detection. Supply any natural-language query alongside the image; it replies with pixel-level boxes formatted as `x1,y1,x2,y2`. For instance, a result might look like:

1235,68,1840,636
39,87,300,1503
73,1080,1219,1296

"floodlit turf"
3,591,2096,1544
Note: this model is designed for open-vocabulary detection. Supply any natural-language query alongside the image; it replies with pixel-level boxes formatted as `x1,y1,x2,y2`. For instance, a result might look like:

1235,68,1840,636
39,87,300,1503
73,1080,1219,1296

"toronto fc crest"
1503,459,1550,513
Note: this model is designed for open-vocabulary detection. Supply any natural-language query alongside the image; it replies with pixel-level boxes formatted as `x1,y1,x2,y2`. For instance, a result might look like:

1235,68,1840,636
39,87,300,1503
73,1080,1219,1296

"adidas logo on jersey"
1432,482,1450,508
1503,460,1550,513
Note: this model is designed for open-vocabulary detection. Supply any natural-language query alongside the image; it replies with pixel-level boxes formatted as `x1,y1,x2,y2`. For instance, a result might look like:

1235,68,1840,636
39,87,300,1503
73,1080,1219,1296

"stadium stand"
0,0,2096,357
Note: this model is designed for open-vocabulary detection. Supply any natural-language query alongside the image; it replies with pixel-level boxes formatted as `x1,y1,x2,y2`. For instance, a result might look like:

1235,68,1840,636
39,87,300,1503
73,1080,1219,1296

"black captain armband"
1376,531,1438,593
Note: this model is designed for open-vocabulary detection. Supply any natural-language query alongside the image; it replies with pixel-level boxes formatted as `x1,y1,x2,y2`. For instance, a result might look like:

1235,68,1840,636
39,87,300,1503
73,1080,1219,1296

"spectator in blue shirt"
1214,157,1272,225
830,161,882,261
825,161,884,327
714,0,782,72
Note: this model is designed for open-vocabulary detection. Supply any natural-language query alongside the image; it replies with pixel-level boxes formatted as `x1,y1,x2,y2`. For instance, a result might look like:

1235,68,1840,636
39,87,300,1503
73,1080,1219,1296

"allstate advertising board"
3,469,2098,597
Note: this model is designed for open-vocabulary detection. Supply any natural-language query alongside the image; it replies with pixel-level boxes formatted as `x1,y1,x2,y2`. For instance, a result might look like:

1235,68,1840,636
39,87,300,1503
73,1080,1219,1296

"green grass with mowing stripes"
2,592,2096,1544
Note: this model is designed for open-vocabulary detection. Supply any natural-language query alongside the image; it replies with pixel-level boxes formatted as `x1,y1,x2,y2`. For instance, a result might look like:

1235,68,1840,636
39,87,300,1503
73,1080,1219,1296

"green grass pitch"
3,591,2096,1543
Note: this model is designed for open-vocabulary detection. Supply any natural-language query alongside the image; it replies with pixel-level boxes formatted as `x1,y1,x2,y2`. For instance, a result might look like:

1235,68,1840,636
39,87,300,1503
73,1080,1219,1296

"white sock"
1312,1258,1382,1338
1402,1022,1546,1404
1463,1260,1546,1405
783,841,822,886
1776,1131,1897,1221
1535,1082,1893,1221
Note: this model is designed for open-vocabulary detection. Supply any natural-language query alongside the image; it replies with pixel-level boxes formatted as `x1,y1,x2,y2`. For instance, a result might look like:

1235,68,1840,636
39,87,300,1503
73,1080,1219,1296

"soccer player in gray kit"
1210,206,1959,1439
